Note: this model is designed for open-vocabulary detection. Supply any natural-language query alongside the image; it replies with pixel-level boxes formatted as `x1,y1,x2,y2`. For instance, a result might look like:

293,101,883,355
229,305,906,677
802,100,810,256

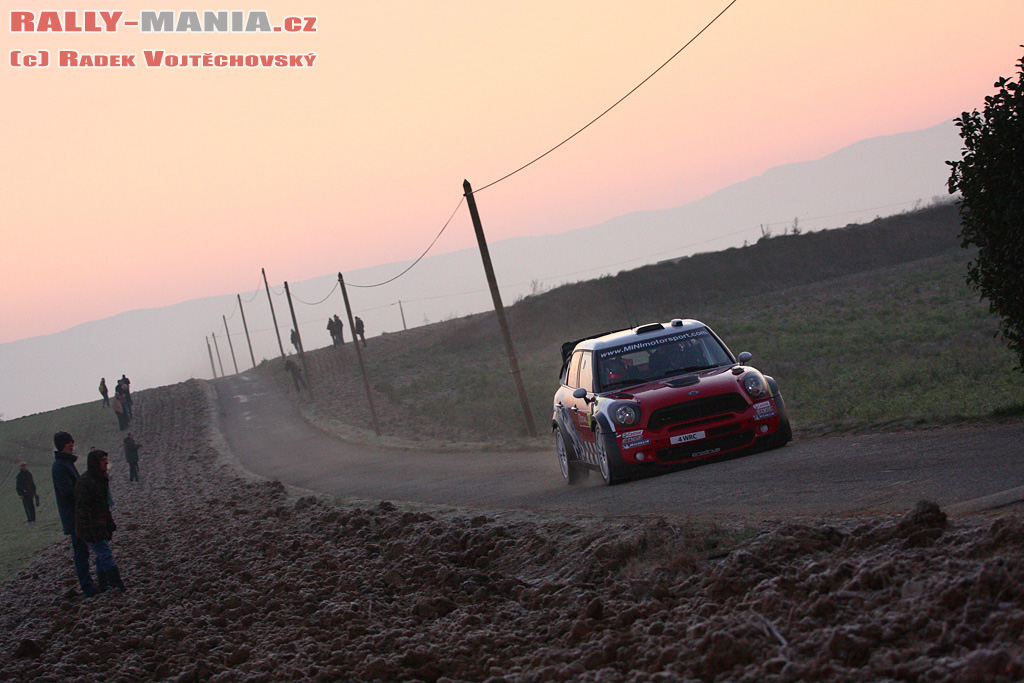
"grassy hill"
265,202,1022,447
3,202,1021,584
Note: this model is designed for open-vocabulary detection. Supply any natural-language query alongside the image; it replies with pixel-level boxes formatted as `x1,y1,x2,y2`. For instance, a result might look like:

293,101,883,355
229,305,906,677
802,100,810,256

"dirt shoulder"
2,380,1022,682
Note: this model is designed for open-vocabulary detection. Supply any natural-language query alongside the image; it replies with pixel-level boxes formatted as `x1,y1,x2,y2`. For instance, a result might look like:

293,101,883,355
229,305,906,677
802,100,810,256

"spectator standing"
16,462,38,523
98,378,109,408
333,314,345,346
123,433,141,482
327,317,338,347
51,431,100,597
290,329,302,354
111,394,129,431
74,449,126,593
354,316,367,347
117,375,133,419
284,358,307,391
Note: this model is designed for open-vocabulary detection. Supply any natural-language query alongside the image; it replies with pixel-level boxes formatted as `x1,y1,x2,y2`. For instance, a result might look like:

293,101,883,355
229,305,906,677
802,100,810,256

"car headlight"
610,402,641,427
743,371,768,398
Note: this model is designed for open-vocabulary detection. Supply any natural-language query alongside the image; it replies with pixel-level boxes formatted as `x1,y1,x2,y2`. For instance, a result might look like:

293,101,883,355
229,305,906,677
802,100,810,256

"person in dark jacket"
15,462,38,523
123,433,141,482
333,314,344,346
51,431,99,596
284,358,307,391
354,316,367,347
74,449,126,593
112,394,129,431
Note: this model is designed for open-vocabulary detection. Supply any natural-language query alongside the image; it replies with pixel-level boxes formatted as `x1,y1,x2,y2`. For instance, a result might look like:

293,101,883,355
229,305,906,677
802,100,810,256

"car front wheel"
555,427,587,485
595,425,625,486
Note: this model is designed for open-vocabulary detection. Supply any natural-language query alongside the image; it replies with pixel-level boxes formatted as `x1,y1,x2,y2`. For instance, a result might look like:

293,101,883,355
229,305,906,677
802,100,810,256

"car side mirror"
737,351,752,365
572,387,588,400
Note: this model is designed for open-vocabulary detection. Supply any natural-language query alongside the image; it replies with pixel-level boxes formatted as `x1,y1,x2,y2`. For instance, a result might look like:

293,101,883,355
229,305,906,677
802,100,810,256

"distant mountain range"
0,120,963,419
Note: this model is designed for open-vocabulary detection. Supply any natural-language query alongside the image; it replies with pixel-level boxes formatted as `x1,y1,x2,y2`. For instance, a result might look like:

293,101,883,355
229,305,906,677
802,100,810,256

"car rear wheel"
595,425,625,486
555,428,587,485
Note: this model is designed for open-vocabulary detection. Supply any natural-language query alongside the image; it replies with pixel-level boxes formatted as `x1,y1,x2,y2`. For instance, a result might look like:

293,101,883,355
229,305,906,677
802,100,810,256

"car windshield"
595,327,733,391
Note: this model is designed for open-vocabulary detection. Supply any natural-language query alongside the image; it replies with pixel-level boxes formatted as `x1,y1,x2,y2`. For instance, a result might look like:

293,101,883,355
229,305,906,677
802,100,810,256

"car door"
566,351,598,462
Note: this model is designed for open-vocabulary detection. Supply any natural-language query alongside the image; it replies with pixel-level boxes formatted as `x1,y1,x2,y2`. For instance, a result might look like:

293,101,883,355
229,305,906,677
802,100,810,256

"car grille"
646,394,749,431
656,430,754,463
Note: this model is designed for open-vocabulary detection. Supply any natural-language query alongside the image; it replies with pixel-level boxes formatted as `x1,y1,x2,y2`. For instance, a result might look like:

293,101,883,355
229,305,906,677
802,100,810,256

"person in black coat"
123,433,141,482
74,449,126,593
15,462,37,523
51,431,99,596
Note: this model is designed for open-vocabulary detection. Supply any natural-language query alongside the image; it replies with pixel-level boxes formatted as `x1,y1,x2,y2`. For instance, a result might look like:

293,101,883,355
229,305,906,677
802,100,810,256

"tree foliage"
948,50,1024,371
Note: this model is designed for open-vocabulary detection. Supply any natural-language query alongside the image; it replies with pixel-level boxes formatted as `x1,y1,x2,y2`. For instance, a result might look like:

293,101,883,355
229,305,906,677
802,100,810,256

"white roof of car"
574,319,706,352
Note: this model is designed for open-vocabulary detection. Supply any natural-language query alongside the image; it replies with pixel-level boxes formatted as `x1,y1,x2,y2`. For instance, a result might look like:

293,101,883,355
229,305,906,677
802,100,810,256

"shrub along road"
213,371,1024,522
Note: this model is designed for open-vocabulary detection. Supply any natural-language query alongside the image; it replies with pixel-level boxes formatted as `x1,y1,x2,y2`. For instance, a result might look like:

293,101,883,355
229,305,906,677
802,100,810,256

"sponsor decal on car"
622,438,651,450
691,447,722,458
670,430,706,445
619,429,644,440
753,399,777,421
598,328,710,359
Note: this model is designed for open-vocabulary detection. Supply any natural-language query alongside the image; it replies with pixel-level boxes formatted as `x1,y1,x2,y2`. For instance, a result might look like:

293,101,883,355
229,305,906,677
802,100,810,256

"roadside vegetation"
271,203,1021,447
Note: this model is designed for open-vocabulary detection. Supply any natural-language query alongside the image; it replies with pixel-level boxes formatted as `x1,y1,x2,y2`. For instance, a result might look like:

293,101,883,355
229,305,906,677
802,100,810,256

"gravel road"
212,370,1024,522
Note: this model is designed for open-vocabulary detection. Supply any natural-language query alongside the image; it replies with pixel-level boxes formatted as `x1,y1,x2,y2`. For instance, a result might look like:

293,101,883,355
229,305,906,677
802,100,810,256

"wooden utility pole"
463,179,537,437
206,336,218,378
222,315,239,375
211,332,226,377
283,281,310,387
237,294,256,369
339,272,381,436
262,268,286,358
397,300,407,331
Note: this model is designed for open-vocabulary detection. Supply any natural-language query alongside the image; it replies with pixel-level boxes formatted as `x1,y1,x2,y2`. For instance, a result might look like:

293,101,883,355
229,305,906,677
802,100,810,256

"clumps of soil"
1,380,1022,682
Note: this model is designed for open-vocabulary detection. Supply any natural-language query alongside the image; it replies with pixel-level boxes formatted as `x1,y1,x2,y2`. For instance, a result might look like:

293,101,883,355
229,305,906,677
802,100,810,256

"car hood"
604,366,747,402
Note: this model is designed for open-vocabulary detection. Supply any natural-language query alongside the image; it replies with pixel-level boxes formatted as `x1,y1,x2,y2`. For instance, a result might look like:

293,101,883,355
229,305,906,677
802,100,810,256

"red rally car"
552,318,792,485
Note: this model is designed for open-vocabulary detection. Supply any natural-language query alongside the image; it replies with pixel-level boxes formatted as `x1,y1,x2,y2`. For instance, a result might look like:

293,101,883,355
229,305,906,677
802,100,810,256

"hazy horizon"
3,1,1023,345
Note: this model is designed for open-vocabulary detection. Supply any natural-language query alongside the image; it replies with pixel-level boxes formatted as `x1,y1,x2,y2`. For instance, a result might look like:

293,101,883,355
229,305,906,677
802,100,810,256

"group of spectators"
99,375,133,430
49,431,127,596
326,314,368,349
13,389,144,597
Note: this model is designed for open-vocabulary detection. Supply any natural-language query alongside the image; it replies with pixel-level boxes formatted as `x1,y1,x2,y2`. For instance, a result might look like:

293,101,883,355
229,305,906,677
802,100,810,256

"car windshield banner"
598,328,710,359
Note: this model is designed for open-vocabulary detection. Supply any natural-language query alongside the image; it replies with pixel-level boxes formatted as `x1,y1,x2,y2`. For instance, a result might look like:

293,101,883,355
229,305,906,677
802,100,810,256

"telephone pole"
284,281,310,386
262,268,286,358
237,294,256,369
206,336,217,378
340,272,381,436
463,179,537,437
211,332,225,377
222,315,239,375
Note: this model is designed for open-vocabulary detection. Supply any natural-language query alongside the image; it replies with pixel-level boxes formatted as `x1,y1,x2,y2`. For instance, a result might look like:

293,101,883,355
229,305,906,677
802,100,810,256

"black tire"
595,425,625,486
764,391,793,450
555,427,587,485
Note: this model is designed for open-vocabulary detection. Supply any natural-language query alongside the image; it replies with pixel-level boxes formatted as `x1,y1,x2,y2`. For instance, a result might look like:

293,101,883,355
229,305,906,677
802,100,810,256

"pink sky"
2,0,1023,343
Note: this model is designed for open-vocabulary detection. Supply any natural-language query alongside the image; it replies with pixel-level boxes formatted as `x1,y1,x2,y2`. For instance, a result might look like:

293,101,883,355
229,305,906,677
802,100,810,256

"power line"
474,0,740,193
292,280,340,306
348,196,465,288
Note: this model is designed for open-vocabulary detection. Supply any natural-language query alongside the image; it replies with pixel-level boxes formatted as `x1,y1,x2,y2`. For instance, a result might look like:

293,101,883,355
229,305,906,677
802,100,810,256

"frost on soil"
1,380,1022,682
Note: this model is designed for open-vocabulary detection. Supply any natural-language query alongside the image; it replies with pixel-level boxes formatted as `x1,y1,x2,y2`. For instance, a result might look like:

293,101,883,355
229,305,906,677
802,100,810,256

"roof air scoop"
635,323,665,334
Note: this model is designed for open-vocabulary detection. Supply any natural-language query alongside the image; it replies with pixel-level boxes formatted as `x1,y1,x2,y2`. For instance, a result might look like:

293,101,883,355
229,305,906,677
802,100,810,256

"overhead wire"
348,196,465,288
292,280,340,306
473,0,740,194
239,275,264,303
